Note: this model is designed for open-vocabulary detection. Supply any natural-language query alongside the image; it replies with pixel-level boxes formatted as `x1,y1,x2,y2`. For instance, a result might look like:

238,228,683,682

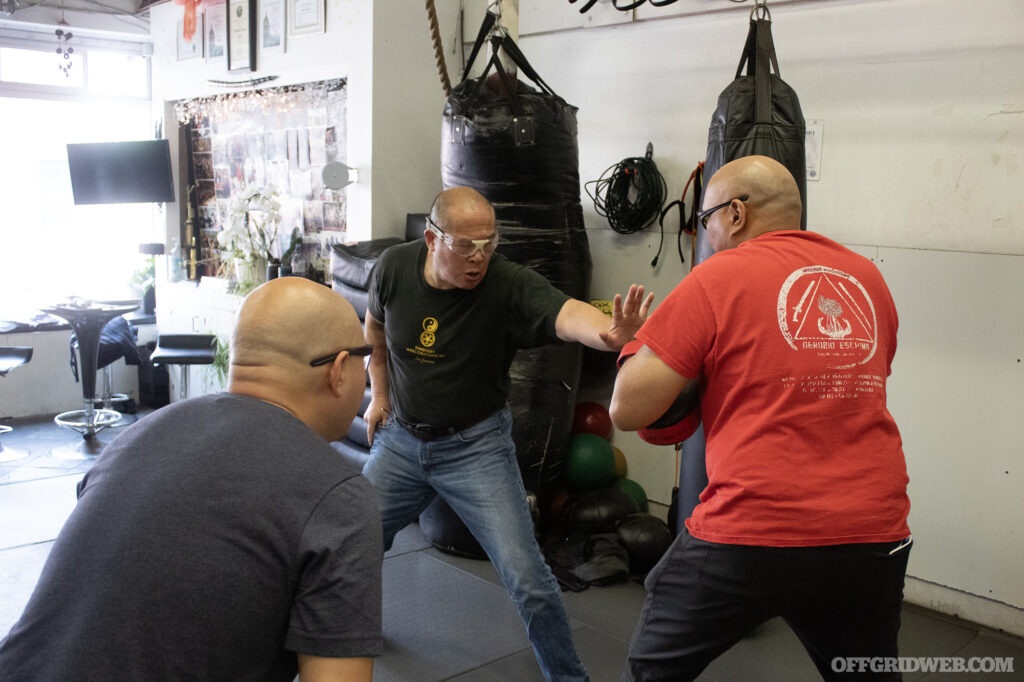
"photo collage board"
182,79,347,279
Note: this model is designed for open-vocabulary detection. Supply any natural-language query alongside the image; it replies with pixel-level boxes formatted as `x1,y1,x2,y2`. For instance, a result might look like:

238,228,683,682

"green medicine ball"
614,478,649,513
564,433,617,491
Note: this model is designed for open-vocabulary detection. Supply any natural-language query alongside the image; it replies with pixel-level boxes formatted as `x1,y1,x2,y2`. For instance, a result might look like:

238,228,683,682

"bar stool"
0,346,33,463
73,315,141,426
42,300,138,459
150,334,217,402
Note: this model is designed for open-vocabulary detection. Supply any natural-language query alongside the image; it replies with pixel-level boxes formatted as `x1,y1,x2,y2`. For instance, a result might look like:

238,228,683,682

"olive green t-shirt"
368,240,568,429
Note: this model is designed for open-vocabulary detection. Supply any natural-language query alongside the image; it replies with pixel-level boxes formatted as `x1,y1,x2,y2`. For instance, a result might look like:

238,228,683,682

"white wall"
508,0,1024,635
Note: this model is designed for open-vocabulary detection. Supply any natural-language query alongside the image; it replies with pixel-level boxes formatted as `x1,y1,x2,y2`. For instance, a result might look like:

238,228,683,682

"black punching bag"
679,10,806,534
698,11,806,264
441,24,591,503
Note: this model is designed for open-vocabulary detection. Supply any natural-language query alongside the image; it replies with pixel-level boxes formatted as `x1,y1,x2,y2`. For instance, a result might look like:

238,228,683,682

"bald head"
431,187,495,237
232,277,363,369
702,155,802,251
229,277,366,441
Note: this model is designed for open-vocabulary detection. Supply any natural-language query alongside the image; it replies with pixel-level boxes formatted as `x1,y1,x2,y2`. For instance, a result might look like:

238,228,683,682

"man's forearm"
610,346,692,431
554,298,618,351
367,353,389,401
364,313,390,401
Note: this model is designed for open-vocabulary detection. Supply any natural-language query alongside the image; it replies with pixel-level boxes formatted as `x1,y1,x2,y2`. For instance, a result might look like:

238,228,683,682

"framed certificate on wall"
176,16,204,61
227,0,257,71
206,3,226,62
259,0,286,55
288,0,324,37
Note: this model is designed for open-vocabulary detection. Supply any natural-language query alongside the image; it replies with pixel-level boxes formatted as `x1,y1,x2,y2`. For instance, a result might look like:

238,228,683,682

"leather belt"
392,415,456,441
392,413,492,442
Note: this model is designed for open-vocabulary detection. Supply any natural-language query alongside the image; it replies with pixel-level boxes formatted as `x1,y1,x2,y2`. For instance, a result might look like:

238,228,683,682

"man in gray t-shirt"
363,187,652,682
0,278,382,682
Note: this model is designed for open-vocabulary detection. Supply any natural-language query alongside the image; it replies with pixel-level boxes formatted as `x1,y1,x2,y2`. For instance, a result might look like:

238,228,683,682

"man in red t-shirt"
611,156,911,681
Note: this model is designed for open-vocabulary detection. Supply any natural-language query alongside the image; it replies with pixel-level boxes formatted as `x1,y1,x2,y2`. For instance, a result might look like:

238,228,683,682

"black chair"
329,238,401,471
0,346,34,463
149,334,217,402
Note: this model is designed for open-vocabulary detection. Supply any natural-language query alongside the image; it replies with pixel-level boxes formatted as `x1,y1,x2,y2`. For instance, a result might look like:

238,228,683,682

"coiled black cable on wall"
569,0,682,13
584,142,669,266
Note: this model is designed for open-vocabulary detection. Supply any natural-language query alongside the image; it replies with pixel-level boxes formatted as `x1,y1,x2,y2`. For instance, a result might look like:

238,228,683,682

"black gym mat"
374,551,534,681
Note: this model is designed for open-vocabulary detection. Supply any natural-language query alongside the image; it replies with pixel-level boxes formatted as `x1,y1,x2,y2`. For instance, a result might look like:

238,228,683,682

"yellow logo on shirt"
420,317,438,347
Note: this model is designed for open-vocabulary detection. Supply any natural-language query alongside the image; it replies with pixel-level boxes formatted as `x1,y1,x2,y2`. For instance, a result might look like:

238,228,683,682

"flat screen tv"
67,139,176,205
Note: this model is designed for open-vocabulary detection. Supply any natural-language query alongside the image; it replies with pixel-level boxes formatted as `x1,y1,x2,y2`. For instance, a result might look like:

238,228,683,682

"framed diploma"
226,0,257,71
288,0,324,37
206,3,226,62
259,0,286,55
176,16,204,61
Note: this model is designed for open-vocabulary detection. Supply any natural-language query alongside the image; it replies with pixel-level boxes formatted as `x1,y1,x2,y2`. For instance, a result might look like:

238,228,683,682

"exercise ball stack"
441,27,591,510
558,405,628,526
557,402,669,576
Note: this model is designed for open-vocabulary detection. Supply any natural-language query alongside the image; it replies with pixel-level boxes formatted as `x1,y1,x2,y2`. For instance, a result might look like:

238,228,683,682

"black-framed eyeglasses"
425,217,499,257
309,345,373,367
697,195,749,229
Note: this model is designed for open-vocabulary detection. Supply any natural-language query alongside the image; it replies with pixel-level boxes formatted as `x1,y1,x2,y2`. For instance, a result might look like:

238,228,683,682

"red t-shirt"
638,230,910,547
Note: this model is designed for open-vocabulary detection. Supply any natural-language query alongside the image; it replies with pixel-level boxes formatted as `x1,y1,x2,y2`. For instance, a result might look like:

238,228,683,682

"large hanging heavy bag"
680,8,807,534
697,9,807,264
440,15,591,505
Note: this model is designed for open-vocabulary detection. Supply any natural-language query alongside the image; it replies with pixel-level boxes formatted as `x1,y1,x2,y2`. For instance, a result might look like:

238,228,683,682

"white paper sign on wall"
806,119,824,181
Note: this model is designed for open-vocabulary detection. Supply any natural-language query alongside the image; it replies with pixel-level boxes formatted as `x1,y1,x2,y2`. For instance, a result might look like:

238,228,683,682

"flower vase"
234,257,268,287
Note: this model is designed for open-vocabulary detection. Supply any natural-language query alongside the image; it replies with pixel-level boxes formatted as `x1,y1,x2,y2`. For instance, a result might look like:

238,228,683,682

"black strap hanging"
460,12,564,107
461,9,497,83
658,161,703,267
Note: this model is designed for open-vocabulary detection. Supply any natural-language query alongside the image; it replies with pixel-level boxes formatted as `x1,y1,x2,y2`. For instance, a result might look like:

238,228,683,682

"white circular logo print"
777,266,878,369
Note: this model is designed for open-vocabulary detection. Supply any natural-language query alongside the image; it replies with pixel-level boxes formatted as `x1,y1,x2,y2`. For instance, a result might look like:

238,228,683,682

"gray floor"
2,411,1022,680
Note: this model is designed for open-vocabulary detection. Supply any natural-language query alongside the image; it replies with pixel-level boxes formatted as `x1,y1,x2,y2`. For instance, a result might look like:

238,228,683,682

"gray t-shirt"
368,241,569,428
0,393,382,681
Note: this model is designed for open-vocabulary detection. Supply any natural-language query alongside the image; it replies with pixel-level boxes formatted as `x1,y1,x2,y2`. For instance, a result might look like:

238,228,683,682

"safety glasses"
426,218,499,257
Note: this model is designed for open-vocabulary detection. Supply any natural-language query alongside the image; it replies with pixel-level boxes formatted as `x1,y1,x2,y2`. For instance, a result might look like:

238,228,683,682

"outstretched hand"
599,284,654,351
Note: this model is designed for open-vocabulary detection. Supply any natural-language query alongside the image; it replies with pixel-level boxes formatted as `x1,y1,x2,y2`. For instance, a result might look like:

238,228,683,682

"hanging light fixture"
55,0,73,77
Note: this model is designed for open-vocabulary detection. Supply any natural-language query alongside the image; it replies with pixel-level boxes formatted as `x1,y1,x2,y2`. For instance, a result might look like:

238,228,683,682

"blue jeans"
363,406,588,682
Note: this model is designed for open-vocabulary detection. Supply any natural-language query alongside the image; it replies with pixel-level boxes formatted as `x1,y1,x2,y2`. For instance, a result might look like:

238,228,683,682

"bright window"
0,41,155,321
0,46,84,88
87,51,149,98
